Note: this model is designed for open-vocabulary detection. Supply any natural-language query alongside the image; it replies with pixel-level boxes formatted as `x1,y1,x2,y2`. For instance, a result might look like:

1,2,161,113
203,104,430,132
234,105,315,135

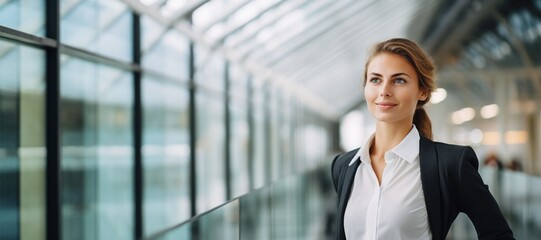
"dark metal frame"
224,61,232,200
247,76,255,190
132,12,143,240
45,1,61,240
187,14,200,240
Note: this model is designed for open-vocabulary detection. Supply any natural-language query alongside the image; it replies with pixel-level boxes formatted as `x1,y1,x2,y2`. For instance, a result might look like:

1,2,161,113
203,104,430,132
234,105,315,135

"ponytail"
414,108,432,140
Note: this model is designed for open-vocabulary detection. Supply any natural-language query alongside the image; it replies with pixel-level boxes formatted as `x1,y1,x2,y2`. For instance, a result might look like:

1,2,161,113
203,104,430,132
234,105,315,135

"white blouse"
344,125,431,240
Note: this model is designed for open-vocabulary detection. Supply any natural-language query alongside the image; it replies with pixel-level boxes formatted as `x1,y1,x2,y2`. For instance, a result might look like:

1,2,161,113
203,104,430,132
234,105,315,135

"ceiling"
122,0,541,121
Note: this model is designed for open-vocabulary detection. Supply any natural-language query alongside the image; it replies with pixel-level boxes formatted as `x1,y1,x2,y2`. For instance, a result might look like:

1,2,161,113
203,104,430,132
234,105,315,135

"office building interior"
1,0,541,239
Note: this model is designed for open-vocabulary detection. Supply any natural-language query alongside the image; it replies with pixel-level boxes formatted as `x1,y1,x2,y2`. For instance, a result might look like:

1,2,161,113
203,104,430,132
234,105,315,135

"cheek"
364,86,374,101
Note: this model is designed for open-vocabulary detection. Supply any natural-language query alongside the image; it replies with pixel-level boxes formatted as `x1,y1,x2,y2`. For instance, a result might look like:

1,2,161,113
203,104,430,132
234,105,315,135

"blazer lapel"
419,137,442,240
337,159,361,235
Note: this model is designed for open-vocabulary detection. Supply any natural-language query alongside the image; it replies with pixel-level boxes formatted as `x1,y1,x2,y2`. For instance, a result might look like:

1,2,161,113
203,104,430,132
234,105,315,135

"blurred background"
1,0,540,239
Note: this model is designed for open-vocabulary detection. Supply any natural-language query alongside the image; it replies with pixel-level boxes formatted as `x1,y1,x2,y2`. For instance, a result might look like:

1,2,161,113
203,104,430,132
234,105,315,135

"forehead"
367,53,416,75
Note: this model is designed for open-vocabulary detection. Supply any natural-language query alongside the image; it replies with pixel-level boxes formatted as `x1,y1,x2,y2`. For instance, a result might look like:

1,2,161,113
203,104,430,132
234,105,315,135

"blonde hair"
363,38,436,139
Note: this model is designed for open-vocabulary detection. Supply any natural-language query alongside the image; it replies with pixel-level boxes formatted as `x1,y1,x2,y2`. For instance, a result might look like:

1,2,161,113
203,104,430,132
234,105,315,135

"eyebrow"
368,72,412,78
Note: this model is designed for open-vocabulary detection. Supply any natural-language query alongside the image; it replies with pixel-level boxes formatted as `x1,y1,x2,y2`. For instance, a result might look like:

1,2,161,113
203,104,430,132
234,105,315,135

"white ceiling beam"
120,0,341,120
198,0,252,32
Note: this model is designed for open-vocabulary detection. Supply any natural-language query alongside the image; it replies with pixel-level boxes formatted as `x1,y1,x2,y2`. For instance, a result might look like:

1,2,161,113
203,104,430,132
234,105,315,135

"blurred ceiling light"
505,131,528,144
430,88,447,104
469,128,483,144
482,131,500,145
452,107,475,125
480,104,499,119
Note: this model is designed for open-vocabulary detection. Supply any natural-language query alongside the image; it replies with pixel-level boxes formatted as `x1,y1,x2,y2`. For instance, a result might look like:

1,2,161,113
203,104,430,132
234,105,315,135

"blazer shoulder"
331,148,359,192
332,148,359,171
432,141,469,154
422,137,474,170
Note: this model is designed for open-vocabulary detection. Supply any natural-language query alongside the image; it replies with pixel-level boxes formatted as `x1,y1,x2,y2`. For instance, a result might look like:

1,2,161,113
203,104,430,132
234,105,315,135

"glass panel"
195,46,225,92
142,16,190,80
199,200,240,240
0,40,46,240
294,107,306,171
280,93,292,176
270,86,281,182
229,65,249,197
154,200,240,240
147,164,340,240
61,55,133,240
500,171,528,239
142,75,190,236
196,90,226,213
240,186,271,240
529,176,541,238
252,79,267,189
60,0,132,62
0,0,45,36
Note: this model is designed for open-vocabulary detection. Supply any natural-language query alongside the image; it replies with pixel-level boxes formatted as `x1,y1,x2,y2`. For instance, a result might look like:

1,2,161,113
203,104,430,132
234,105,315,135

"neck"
371,121,413,156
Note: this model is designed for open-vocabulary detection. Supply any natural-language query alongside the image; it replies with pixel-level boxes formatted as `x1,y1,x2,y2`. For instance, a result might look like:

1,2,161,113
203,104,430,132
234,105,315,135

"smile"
376,102,398,109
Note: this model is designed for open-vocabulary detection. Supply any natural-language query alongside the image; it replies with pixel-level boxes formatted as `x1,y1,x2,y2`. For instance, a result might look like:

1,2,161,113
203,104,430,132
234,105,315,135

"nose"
379,81,391,97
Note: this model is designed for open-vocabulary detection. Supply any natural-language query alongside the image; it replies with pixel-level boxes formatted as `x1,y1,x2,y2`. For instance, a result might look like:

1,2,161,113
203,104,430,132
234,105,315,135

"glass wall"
252,78,267,189
61,56,134,240
0,0,44,36
269,85,281,182
60,0,132,62
229,64,250,198
141,16,191,237
195,47,226,213
142,76,190,236
0,40,46,240
0,2,337,240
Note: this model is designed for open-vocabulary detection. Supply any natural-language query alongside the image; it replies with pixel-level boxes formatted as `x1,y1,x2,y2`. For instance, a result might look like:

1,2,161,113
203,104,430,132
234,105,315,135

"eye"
394,78,406,84
369,78,381,84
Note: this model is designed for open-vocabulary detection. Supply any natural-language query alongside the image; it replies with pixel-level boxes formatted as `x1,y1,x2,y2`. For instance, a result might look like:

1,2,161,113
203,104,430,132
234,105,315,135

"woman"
331,38,514,240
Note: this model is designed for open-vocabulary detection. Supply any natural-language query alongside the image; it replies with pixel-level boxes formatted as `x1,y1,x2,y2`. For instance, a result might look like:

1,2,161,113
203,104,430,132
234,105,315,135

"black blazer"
331,136,514,240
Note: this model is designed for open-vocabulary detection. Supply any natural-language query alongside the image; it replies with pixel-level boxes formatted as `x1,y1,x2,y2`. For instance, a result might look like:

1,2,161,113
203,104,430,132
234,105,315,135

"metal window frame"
45,1,61,240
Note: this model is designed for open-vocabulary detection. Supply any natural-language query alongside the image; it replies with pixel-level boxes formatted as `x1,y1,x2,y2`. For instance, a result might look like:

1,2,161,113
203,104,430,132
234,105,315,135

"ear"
419,91,428,101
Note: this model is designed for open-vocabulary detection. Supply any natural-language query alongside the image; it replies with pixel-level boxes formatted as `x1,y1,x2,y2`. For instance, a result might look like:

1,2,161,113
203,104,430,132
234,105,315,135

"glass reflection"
230,96,249,197
60,0,132,62
0,40,46,240
270,86,281,182
252,79,267,189
61,55,133,240
142,76,190,236
0,0,45,36
196,90,226,213
195,47,225,91
141,16,189,80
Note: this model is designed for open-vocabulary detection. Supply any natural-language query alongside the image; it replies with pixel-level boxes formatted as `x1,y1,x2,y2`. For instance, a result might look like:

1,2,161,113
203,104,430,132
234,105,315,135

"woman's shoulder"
422,136,471,154
424,137,479,169
332,148,359,168
331,148,360,191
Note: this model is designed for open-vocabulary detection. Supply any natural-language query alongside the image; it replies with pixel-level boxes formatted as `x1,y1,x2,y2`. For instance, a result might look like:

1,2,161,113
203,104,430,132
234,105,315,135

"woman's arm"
457,146,515,240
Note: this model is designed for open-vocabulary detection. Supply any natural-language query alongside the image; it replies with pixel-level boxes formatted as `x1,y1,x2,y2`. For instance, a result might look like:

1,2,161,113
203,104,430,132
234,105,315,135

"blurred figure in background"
484,152,504,170
506,157,523,172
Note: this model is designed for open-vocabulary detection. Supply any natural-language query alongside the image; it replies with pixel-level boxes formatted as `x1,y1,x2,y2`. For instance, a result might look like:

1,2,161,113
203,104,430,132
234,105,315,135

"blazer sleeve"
331,153,343,193
457,146,515,240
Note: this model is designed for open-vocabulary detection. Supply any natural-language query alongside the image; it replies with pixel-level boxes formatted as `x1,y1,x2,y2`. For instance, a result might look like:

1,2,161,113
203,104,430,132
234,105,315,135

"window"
61,55,133,240
0,40,46,240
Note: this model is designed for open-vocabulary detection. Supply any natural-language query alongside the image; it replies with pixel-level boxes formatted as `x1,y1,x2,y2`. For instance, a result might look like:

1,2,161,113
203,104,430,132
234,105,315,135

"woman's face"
364,53,427,125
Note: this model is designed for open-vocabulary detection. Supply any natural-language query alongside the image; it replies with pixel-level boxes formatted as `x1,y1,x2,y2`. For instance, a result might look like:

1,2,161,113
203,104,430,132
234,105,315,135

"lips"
376,102,398,109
